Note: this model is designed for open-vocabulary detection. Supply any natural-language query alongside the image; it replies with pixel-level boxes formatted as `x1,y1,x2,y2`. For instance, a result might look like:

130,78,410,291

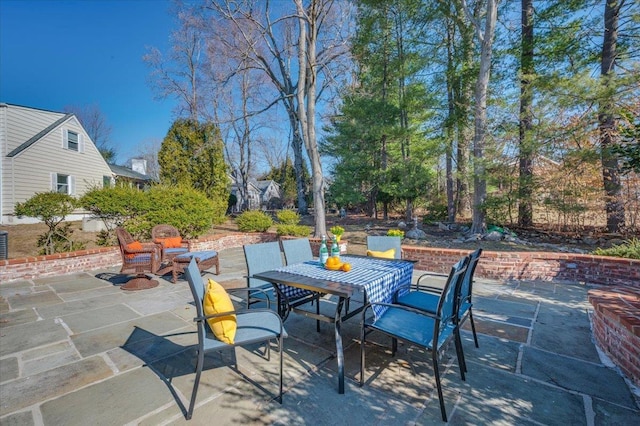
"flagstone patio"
1,246,638,425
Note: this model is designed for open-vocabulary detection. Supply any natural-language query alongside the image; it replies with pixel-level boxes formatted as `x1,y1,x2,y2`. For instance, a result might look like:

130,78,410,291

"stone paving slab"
530,318,600,363
0,296,9,314
124,287,192,316
0,307,38,328
71,312,190,358
455,333,521,373
43,275,111,294
0,280,33,298
57,284,121,302
0,356,112,416
21,342,81,377
0,356,19,382
593,397,640,424
32,272,95,286
448,361,586,425
0,410,35,426
7,290,63,310
60,303,141,334
35,292,129,319
39,366,174,425
0,318,68,357
521,346,637,409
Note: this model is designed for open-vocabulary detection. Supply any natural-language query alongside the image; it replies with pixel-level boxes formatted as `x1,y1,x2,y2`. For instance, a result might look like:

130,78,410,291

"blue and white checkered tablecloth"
275,255,413,318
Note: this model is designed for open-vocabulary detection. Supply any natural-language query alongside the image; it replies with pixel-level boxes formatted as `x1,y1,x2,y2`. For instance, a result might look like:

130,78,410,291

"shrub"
423,201,448,223
276,209,300,225
236,210,273,232
330,225,345,237
592,238,640,260
276,224,312,237
15,192,84,255
387,229,404,237
80,184,149,244
145,185,215,239
81,184,215,241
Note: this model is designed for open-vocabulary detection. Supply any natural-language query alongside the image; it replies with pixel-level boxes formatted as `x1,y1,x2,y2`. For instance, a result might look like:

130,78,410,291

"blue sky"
0,0,178,164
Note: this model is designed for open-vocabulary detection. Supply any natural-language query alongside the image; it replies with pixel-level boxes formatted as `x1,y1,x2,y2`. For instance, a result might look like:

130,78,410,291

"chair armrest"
231,287,273,309
415,272,448,292
124,244,158,255
195,307,284,335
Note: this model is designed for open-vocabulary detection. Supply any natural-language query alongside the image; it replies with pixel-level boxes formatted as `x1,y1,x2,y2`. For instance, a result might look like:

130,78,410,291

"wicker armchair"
116,227,161,290
151,224,190,263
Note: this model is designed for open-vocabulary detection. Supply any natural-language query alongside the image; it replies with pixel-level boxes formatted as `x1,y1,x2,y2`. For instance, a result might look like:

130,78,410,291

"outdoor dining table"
252,254,414,394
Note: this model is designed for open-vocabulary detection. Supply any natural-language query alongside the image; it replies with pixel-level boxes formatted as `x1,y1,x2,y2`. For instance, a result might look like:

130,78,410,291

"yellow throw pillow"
366,248,396,259
203,279,237,344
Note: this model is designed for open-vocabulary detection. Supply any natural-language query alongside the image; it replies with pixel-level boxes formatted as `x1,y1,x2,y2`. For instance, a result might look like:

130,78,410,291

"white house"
0,103,113,224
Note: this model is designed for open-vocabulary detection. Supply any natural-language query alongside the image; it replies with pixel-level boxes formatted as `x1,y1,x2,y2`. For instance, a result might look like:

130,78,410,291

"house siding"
1,105,112,223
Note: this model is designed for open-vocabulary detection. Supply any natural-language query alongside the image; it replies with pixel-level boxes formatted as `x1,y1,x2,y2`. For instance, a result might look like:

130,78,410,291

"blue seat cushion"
202,310,287,351
369,306,454,350
165,247,189,256
175,250,218,261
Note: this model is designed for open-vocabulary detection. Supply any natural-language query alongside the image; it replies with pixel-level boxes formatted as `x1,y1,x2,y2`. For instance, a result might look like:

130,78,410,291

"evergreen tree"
158,118,229,223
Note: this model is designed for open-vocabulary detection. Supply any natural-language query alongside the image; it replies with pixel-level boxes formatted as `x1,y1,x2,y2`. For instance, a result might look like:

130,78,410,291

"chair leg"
187,348,205,420
278,334,284,404
316,294,321,333
454,328,467,379
469,309,479,348
432,350,448,422
391,337,398,357
360,325,366,386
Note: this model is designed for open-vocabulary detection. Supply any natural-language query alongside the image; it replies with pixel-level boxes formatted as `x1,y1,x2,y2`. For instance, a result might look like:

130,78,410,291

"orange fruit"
341,262,351,272
326,256,339,268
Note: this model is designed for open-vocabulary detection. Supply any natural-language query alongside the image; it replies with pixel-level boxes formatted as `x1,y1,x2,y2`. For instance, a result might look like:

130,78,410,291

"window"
67,131,79,151
62,129,83,152
103,175,112,188
57,174,69,193
51,173,75,195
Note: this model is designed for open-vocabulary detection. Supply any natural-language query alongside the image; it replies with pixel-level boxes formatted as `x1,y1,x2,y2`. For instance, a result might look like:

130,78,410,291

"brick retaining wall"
588,287,640,388
403,245,639,287
1,236,638,286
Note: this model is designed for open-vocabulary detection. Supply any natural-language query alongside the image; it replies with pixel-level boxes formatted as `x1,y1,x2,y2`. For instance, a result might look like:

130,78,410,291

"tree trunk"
599,0,625,232
296,0,326,237
466,0,498,234
518,0,535,227
285,106,308,214
445,15,456,223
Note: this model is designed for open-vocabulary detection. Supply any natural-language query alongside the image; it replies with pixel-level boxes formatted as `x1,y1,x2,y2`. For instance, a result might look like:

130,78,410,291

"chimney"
130,158,147,175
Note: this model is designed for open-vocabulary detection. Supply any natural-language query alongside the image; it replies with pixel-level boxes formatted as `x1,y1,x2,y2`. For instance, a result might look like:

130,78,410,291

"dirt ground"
0,213,616,260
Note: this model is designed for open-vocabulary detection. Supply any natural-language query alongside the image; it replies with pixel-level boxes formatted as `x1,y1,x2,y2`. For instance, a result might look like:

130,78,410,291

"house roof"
109,164,154,181
6,112,75,157
253,179,279,190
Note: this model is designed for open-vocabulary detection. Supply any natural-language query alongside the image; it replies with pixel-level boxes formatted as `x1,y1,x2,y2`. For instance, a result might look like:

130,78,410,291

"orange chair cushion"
154,236,183,248
125,241,143,259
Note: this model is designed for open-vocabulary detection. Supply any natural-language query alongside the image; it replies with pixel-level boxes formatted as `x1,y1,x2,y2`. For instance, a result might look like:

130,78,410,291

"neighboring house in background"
229,173,282,212
0,103,113,224
109,158,155,189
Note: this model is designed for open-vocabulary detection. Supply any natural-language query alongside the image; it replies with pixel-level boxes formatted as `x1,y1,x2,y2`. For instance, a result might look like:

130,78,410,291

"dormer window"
62,129,83,152
67,131,79,151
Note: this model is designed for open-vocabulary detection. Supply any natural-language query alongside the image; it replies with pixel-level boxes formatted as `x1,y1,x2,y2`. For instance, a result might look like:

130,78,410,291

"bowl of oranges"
324,256,351,272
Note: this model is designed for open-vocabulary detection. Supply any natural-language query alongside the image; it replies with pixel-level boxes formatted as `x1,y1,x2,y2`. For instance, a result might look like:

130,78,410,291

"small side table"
172,250,219,283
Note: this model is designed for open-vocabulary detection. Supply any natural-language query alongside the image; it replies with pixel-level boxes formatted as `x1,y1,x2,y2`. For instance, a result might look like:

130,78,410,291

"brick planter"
588,287,640,388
